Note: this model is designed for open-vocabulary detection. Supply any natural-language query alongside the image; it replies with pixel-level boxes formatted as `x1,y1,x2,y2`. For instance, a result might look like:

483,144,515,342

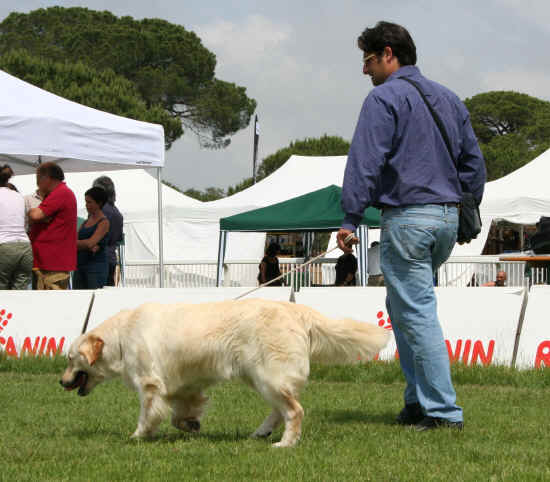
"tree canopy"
226,135,350,196
184,187,225,202
257,135,350,179
464,91,550,181
0,7,256,149
0,50,182,145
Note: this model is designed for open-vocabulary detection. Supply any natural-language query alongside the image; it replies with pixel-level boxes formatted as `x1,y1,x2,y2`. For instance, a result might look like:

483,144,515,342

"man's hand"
337,228,358,253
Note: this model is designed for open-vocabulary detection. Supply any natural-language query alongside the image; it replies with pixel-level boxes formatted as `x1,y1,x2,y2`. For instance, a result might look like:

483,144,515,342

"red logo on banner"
375,310,392,330
535,341,550,368
0,308,13,333
445,339,495,366
0,308,65,357
0,336,65,357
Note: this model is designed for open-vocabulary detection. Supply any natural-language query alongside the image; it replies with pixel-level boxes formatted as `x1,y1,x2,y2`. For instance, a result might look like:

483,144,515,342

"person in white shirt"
0,164,33,289
24,189,44,233
367,241,384,286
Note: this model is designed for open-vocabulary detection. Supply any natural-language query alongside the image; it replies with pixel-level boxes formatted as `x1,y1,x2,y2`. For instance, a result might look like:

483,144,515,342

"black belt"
380,202,459,213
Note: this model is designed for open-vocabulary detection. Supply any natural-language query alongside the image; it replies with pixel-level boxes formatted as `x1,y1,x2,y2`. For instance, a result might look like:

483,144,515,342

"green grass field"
1,355,549,481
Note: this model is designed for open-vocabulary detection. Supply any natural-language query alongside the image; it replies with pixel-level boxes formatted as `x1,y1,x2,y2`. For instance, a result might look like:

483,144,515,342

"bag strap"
398,76,457,169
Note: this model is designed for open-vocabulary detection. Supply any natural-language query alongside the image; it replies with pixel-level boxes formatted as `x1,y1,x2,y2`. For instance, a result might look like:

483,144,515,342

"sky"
2,0,550,192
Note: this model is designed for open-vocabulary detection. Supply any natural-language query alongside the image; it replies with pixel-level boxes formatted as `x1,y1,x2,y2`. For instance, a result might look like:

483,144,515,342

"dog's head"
59,333,107,397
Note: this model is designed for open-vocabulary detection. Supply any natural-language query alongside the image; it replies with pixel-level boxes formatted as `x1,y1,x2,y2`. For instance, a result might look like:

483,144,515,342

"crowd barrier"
515,286,550,369
85,287,292,332
295,287,526,366
0,286,547,369
0,291,93,358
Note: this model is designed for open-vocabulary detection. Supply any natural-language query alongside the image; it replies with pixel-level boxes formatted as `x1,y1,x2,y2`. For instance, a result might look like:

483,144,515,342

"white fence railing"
122,256,547,289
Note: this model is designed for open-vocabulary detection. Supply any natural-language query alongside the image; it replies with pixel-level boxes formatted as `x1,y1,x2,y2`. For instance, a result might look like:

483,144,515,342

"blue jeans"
380,204,462,422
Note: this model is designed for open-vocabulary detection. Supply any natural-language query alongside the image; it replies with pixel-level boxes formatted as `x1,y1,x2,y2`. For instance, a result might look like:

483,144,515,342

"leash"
233,233,357,300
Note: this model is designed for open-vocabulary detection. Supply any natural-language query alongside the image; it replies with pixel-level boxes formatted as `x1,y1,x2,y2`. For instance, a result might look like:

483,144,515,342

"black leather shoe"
396,402,424,425
414,416,464,431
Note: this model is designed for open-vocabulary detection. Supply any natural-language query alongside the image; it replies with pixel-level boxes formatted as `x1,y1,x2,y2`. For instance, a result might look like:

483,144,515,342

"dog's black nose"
59,380,64,386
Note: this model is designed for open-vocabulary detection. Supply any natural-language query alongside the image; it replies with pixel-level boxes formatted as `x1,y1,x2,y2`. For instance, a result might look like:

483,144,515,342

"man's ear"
79,335,104,366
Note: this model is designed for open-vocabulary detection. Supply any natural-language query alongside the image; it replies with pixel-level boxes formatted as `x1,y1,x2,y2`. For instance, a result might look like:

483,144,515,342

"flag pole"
253,115,259,184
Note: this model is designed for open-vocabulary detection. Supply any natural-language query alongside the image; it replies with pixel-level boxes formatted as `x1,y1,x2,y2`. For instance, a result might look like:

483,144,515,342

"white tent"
0,69,166,282
0,70,164,173
480,148,550,225
178,155,350,266
204,155,348,208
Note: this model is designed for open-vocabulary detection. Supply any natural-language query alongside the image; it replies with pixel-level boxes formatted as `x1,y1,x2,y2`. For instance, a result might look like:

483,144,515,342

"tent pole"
357,225,369,286
216,231,227,287
157,168,164,288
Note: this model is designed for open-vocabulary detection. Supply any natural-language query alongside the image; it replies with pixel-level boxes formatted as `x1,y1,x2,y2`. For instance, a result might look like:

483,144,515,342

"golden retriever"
60,299,389,447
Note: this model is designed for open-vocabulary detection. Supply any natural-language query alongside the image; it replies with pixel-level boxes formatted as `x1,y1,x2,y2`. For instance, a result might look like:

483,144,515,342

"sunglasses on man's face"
363,53,377,65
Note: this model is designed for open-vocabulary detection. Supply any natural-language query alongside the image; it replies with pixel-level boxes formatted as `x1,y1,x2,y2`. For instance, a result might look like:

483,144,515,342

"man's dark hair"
335,252,358,286
37,162,65,181
357,21,416,66
266,242,281,257
93,176,116,204
0,163,14,186
85,186,108,208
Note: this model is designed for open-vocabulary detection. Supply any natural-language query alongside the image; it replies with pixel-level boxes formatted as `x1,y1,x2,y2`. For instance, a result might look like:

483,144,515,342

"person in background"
258,242,283,286
334,252,358,286
24,188,45,233
28,162,77,290
337,21,486,431
73,187,110,289
0,164,33,289
367,241,384,286
93,176,123,286
482,270,507,287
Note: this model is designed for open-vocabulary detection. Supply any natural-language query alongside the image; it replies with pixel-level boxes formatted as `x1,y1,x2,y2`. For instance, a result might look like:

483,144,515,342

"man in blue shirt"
337,21,486,431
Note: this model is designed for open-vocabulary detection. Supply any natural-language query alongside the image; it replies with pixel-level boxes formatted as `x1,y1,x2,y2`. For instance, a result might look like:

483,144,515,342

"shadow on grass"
321,408,396,426
71,428,133,440
70,427,253,444
155,429,253,444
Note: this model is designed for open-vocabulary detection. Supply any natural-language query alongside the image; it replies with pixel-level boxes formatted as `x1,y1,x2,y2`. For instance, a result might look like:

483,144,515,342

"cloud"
481,70,550,100
494,0,550,32
195,14,292,68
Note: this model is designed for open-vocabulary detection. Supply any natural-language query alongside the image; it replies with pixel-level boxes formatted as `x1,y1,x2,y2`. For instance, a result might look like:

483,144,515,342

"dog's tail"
307,308,390,364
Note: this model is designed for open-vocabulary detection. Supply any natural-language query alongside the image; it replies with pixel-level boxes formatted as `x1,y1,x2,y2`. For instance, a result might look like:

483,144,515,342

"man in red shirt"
29,162,77,289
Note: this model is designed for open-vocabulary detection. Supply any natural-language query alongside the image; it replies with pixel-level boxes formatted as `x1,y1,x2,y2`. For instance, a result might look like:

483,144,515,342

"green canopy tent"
217,185,381,286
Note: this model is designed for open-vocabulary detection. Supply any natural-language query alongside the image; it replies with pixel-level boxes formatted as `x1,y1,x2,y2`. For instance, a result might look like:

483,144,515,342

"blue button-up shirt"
342,65,486,230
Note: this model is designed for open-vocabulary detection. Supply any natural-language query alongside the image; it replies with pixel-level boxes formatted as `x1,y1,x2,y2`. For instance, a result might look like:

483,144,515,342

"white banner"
0,291,93,357
515,285,550,369
86,287,292,332
0,287,527,366
295,287,525,366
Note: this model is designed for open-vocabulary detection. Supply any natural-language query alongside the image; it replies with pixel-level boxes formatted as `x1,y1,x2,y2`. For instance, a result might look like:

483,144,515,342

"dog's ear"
79,335,104,366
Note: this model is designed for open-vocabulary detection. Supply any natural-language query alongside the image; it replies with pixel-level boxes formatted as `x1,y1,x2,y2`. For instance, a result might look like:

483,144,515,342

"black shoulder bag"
399,76,482,244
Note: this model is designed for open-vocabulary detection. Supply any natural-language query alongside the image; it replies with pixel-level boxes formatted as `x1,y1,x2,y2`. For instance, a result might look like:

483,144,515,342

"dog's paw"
131,430,154,440
172,418,201,433
272,441,293,448
185,419,201,433
251,429,272,439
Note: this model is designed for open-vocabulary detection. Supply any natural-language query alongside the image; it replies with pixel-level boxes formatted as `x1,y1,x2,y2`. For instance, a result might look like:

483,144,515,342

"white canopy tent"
0,69,167,284
0,70,164,173
480,148,550,225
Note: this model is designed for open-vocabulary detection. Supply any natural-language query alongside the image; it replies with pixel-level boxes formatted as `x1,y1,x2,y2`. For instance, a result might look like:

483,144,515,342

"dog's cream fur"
60,299,389,447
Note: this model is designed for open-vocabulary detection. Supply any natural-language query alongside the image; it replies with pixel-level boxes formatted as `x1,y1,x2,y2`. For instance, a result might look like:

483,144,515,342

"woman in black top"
334,252,358,286
258,242,283,286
